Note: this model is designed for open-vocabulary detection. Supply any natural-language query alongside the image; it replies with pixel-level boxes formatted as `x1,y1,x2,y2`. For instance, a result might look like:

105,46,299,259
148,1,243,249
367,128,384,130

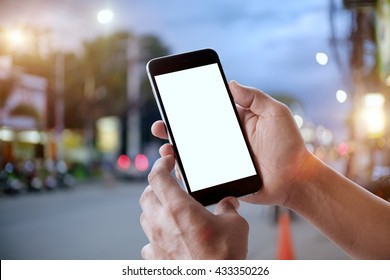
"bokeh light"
316,52,328,65
336,90,347,103
97,9,114,24
294,114,304,128
135,154,149,172
117,154,131,170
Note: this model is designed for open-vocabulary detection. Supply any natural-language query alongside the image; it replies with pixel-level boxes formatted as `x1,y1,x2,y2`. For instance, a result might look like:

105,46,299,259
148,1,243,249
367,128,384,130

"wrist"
283,151,323,211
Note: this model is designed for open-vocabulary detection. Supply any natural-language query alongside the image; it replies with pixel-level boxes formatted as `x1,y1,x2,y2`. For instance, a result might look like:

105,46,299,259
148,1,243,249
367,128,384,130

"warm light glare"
336,90,347,103
363,110,385,138
362,93,385,138
316,52,328,65
0,128,14,141
364,93,385,107
5,29,26,47
96,117,119,153
97,9,114,24
18,130,41,144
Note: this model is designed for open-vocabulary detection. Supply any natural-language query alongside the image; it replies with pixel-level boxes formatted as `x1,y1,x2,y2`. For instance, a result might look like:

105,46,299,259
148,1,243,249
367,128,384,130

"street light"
55,52,65,160
3,27,32,54
97,9,114,24
5,29,25,46
336,89,347,103
316,52,328,65
96,9,142,158
362,92,385,139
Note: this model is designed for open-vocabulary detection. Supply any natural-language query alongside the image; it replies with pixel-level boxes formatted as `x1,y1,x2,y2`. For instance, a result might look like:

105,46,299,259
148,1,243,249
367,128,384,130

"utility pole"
126,36,141,158
345,10,367,179
331,1,377,181
55,52,64,161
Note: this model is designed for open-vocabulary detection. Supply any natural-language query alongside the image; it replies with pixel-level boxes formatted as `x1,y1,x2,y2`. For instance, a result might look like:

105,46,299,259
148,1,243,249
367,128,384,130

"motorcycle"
0,162,25,195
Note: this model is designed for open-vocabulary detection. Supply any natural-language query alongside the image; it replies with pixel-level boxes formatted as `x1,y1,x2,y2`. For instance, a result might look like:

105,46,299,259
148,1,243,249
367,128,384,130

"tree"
80,31,169,143
0,26,170,139
139,35,170,143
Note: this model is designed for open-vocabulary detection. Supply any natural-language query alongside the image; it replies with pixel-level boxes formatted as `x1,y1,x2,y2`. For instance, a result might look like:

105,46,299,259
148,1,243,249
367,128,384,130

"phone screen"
154,63,257,192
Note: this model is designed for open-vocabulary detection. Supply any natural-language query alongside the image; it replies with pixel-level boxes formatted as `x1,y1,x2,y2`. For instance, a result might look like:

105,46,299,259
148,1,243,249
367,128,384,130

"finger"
158,144,183,181
239,191,267,204
140,211,159,243
139,185,161,212
159,143,175,157
235,104,247,122
214,196,240,215
148,155,189,206
141,243,155,259
139,212,150,237
175,165,183,182
151,120,168,140
229,80,276,116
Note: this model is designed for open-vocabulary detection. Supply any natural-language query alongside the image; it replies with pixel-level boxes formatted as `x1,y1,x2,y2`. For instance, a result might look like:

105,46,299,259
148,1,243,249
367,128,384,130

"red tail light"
117,155,131,170
135,154,149,172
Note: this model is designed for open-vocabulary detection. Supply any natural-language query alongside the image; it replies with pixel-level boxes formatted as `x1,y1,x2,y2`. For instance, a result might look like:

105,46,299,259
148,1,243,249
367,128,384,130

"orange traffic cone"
276,211,295,260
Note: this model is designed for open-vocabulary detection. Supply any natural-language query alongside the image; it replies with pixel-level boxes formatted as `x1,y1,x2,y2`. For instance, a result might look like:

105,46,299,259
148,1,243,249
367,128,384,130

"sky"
0,0,353,140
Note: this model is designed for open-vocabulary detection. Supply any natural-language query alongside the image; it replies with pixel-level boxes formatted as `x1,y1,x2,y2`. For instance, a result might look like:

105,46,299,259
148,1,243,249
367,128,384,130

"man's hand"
140,155,249,259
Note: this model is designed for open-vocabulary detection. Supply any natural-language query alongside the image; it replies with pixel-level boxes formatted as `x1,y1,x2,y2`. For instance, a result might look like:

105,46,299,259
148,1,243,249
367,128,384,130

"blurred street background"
1,0,390,259
0,178,351,260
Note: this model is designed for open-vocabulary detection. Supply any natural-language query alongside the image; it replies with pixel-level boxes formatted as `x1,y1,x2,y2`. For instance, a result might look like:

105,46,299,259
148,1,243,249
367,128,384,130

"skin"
140,81,390,259
140,156,249,259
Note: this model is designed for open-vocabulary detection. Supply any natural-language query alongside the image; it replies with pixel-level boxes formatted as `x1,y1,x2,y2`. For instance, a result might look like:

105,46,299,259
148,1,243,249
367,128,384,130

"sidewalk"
238,203,352,260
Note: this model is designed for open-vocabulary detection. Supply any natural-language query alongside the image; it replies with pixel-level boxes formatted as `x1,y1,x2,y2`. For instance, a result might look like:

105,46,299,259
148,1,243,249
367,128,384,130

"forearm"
286,153,390,259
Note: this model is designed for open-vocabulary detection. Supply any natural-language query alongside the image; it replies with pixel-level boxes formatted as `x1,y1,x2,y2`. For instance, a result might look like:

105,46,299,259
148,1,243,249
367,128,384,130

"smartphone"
146,48,261,206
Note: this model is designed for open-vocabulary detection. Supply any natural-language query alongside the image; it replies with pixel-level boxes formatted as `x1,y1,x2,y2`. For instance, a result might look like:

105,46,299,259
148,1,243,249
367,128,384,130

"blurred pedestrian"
101,154,115,188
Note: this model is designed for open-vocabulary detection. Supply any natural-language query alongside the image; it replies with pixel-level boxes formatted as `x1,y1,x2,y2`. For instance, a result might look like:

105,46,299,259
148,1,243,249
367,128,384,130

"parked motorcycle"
0,162,25,195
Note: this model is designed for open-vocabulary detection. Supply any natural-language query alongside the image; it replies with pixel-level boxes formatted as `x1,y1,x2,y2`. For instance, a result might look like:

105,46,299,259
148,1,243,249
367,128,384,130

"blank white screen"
155,63,256,192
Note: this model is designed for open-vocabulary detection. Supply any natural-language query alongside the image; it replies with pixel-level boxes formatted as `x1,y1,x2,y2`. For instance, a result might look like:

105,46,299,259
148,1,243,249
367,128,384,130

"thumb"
214,197,240,215
229,80,274,116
